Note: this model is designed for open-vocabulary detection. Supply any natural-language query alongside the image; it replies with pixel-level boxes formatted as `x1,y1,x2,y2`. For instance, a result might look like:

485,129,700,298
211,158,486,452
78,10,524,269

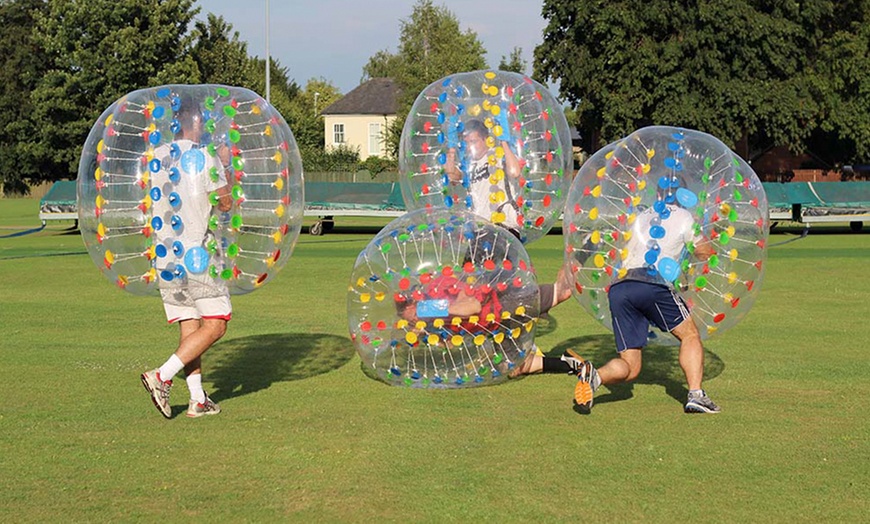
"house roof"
321,78,400,116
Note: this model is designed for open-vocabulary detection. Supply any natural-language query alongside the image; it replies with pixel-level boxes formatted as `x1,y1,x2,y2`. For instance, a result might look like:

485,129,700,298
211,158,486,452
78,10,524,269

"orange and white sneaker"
573,361,599,415
187,393,221,418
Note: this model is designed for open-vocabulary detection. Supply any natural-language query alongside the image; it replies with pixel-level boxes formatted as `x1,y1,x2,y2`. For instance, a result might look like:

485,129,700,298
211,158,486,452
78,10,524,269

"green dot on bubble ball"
209,192,219,205
232,157,244,171
371,339,381,347
398,233,409,242
207,143,217,156
232,185,244,200
223,105,237,118
209,167,219,182
207,240,217,254
591,304,599,314
221,268,233,280
733,189,743,201
704,157,713,170
719,233,731,245
205,119,216,133
709,254,720,268
400,267,410,277
404,377,412,386
591,271,600,282
229,129,241,143
417,224,428,231
231,215,243,229
735,171,744,183
208,216,219,230
209,265,218,277
205,97,215,110
437,218,447,224
216,87,229,97
227,244,240,257
729,209,739,222
695,276,708,288
380,243,391,253
493,353,503,364
478,366,488,376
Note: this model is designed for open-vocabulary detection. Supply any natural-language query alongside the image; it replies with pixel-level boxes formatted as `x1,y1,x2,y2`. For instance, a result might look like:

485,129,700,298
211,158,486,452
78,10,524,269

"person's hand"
217,144,231,168
446,148,462,183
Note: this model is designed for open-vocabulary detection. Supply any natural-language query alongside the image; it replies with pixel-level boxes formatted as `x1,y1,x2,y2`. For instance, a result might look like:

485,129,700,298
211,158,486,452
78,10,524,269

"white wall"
323,114,396,160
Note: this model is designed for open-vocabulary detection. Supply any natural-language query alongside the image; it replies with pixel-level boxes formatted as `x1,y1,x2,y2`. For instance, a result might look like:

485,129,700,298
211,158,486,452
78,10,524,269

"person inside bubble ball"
445,119,523,238
140,94,234,419
513,186,720,415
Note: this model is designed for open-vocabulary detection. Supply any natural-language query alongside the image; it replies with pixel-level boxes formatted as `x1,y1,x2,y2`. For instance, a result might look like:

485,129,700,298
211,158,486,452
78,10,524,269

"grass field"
1,197,868,522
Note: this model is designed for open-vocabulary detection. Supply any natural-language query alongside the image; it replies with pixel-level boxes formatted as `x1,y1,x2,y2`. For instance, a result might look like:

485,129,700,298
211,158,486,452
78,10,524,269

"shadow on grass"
206,333,355,402
547,334,725,407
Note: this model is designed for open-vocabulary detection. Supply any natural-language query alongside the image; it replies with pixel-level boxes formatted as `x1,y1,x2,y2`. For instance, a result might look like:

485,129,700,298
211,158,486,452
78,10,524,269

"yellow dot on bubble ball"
433,319,445,328
451,317,462,326
591,231,601,244
728,272,738,284
396,319,408,329
491,211,506,223
469,104,481,116
618,268,628,278
592,185,602,197
415,321,426,330
495,145,505,158
638,180,647,190
494,333,505,343
485,136,495,148
647,148,655,158
593,254,605,268
360,293,371,303
105,114,114,126
605,151,614,160
405,332,418,344
482,99,492,110
730,249,739,261
596,167,606,179
488,85,499,96
451,335,464,346
474,335,486,346
427,334,440,345
485,71,496,79
589,208,599,220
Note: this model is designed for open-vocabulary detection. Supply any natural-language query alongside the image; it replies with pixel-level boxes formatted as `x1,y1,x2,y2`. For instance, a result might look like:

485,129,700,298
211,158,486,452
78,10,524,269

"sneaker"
560,349,585,374
187,393,221,418
573,374,594,415
577,359,601,392
141,369,172,418
684,391,721,414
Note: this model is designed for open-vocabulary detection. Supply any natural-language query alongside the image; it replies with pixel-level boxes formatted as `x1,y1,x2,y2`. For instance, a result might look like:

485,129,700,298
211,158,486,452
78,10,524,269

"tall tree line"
534,0,870,164
0,0,337,195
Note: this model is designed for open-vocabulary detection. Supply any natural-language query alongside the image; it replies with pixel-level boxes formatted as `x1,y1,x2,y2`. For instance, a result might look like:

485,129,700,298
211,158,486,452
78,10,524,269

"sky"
197,0,550,95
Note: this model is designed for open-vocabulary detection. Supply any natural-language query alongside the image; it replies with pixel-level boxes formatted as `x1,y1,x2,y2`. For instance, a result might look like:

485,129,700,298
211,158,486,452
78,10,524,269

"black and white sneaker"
685,391,721,414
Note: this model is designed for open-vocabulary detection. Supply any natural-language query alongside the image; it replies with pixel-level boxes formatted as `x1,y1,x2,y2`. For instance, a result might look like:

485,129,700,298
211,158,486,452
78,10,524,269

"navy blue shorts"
608,280,691,352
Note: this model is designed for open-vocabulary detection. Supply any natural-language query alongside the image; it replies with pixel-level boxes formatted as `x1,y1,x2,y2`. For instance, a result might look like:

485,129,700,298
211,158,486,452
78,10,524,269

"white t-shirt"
466,153,520,230
150,139,225,273
620,204,701,285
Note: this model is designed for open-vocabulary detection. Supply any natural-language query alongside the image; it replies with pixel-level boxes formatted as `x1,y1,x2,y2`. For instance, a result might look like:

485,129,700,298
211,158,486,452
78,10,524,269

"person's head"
173,95,203,141
462,119,489,160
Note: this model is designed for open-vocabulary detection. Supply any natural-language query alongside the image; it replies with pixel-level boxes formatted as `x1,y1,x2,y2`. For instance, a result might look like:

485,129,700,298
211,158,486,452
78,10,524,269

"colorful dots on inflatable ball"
348,209,540,388
562,126,768,341
398,70,572,244
78,85,304,296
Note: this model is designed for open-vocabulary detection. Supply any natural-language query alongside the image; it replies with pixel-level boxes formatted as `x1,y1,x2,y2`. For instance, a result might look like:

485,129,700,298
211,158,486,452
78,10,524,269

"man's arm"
447,291,482,317
693,236,715,261
444,148,463,183
501,141,521,179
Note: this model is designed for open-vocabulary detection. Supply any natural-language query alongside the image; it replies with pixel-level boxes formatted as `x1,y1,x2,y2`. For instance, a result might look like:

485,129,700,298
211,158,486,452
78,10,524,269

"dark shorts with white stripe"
608,280,690,352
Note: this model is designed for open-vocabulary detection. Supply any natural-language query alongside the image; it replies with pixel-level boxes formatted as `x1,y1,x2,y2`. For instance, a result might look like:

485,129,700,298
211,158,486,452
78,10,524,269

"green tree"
30,0,199,181
189,13,250,87
498,47,526,74
285,78,341,152
533,0,836,158
362,0,488,156
0,0,51,194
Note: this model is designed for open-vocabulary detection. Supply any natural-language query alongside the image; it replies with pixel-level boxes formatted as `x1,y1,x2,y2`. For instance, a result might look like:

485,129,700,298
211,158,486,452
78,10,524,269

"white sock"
158,354,184,383
186,373,205,403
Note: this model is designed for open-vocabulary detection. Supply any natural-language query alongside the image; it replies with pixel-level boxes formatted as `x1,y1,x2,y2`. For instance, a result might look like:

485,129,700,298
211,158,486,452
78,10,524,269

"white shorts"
160,287,232,323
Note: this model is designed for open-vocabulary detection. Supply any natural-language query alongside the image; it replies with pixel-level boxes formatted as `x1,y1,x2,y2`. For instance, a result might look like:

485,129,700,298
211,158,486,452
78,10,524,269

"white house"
321,78,400,160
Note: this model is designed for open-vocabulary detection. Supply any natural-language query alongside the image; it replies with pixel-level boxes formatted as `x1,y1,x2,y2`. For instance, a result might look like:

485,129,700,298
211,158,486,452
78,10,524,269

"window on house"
368,123,381,156
333,123,345,144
